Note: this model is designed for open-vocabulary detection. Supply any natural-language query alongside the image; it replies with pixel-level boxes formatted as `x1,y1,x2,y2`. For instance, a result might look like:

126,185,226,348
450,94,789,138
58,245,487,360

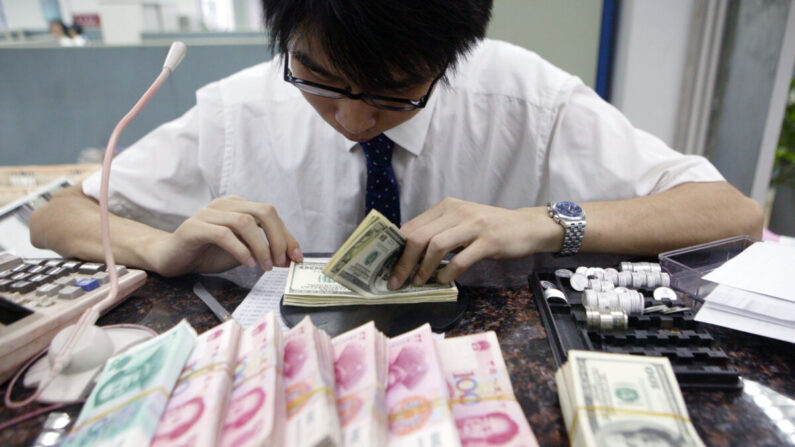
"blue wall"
0,44,273,165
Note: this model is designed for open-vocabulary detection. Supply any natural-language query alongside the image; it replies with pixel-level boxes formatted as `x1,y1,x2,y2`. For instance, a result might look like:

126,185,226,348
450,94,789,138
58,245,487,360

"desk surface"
2,268,794,446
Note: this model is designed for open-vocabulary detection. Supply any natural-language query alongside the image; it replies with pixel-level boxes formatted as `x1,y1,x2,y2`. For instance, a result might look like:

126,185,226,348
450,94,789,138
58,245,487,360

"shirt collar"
344,88,439,156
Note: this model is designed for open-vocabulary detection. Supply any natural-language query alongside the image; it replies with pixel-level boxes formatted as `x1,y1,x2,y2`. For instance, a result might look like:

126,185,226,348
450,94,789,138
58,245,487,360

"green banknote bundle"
556,350,705,447
63,320,197,447
284,210,457,306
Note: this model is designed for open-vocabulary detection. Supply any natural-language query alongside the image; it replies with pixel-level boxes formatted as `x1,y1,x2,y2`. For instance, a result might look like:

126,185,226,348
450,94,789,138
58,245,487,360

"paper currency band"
449,393,517,405
566,405,694,441
285,385,335,413
71,386,170,432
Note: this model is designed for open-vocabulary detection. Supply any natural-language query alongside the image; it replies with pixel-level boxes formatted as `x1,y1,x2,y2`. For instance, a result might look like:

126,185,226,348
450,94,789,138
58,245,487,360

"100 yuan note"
284,316,342,447
386,324,460,447
437,332,539,446
64,320,197,447
332,321,389,447
556,350,704,447
219,312,284,447
322,210,456,298
151,320,241,447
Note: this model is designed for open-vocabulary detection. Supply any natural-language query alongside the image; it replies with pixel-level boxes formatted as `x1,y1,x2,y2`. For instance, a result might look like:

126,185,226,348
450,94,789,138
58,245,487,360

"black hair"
70,23,84,35
49,20,68,33
262,0,493,92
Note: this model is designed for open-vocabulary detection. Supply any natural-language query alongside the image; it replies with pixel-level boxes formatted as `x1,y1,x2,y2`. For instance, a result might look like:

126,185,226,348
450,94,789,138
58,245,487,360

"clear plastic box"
658,235,759,302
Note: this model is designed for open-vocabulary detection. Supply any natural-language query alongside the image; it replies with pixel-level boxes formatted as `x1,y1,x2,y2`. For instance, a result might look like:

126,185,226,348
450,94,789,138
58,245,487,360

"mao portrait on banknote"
94,345,164,406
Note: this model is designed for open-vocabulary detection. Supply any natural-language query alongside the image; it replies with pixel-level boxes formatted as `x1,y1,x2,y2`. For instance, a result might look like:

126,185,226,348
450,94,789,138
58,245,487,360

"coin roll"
631,272,645,289
653,286,677,301
660,272,671,287
540,280,557,290
570,273,588,292
583,290,598,307
589,268,606,280
555,268,574,279
611,310,628,330
617,271,632,287
543,287,568,303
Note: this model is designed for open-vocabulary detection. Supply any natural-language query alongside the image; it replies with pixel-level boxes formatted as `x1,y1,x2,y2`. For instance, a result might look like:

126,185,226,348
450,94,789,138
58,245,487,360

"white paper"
232,267,289,332
0,215,60,258
702,241,795,302
705,284,795,328
695,301,795,344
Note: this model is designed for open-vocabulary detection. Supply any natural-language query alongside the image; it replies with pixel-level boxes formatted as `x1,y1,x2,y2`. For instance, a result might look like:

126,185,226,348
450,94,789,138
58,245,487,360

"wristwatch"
547,201,586,256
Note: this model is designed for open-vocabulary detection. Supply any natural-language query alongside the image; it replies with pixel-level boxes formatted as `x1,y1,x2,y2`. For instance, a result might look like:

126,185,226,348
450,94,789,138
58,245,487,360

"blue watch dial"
555,201,583,217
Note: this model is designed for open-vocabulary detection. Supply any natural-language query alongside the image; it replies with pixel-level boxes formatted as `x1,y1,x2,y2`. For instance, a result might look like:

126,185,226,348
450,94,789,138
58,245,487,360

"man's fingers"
282,221,303,262
390,213,459,288
413,225,477,286
245,203,291,267
197,209,273,270
436,240,491,283
190,221,256,268
389,237,426,289
204,197,298,268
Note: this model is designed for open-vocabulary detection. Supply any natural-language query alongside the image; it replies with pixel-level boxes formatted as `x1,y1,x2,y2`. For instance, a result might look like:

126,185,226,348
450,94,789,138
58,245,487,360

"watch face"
555,201,583,218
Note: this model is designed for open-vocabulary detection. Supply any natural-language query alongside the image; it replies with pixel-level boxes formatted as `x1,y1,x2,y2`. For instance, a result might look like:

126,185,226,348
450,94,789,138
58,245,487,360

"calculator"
0,252,146,384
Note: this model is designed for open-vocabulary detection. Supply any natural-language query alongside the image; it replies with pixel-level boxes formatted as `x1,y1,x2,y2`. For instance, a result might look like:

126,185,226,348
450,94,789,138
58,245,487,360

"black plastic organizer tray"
530,266,742,391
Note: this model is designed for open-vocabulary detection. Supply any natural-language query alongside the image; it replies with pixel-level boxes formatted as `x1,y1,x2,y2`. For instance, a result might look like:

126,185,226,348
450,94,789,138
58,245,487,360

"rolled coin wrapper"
569,273,588,292
555,269,574,279
540,280,557,290
584,307,628,332
660,272,671,287
617,271,632,288
543,288,568,304
586,268,605,280
653,287,678,301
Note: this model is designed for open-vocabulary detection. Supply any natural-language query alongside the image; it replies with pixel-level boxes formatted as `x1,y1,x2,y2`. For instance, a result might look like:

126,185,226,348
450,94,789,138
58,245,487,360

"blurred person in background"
68,23,87,46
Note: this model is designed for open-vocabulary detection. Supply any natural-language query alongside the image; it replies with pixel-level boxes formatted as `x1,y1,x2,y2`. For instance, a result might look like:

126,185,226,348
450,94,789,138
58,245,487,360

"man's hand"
148,196,303,276
388,198,561,289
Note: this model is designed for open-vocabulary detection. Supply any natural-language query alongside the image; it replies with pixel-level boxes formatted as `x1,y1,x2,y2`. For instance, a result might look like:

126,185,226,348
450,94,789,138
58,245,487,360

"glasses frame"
283,54,441,112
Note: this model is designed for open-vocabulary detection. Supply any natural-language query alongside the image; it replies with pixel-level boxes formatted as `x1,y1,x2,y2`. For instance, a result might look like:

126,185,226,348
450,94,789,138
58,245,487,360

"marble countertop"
2,260,794,446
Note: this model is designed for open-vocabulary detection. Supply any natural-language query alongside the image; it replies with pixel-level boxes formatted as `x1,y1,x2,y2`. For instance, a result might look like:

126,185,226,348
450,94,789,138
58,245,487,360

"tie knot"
361,134,394,167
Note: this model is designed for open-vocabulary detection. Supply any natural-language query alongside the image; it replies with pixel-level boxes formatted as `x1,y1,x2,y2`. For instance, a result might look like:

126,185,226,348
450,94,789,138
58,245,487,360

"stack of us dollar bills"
284,210,458,306
556,350,705,447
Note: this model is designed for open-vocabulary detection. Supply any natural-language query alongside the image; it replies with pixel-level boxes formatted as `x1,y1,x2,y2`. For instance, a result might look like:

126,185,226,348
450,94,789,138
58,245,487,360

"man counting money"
31,1,762,287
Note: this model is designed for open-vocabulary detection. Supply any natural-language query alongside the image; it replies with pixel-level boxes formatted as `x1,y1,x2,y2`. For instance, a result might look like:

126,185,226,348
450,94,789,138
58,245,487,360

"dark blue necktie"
361,134,401,226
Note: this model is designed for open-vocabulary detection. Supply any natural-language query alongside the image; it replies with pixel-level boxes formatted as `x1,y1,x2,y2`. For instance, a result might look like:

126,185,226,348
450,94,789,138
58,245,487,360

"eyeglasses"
283,55,440,112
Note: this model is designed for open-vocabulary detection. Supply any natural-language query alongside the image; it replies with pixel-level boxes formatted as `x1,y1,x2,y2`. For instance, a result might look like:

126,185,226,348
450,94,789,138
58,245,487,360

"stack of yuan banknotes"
64,315,538,447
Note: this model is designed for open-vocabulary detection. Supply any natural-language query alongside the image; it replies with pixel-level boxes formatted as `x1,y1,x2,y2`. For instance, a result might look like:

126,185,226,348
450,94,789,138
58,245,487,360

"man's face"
289,38,434,142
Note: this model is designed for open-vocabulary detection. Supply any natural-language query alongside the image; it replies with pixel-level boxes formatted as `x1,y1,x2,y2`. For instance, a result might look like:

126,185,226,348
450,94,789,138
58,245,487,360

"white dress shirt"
83,39,724,253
